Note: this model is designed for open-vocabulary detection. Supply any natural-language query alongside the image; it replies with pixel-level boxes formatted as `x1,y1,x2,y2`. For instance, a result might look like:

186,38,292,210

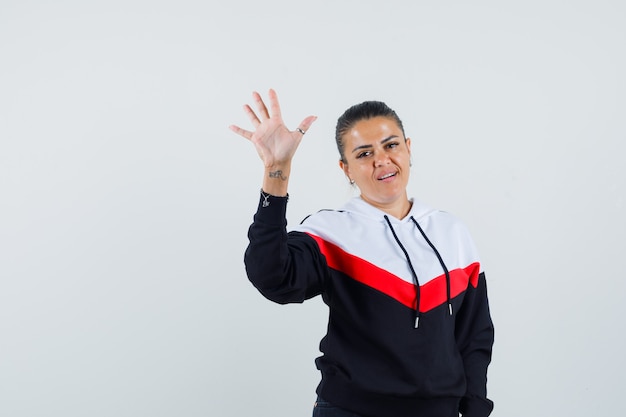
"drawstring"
383,215,455,328
384,215,422,328
410,217,453,317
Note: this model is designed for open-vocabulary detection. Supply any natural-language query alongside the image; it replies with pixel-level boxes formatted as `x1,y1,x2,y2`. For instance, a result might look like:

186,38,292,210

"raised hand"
229,89,317,169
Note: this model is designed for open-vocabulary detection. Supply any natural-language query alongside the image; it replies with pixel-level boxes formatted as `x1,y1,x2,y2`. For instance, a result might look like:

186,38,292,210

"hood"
339,196,438,224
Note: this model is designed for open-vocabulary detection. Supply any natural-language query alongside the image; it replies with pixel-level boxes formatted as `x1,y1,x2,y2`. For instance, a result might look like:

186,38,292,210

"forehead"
345,116,403,142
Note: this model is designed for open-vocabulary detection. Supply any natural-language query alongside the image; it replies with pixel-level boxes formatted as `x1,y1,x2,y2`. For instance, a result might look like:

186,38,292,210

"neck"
361,194,412,220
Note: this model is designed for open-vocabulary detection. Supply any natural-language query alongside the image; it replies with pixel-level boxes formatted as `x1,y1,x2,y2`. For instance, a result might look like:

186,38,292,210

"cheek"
399,153,411,165
357,166,375,181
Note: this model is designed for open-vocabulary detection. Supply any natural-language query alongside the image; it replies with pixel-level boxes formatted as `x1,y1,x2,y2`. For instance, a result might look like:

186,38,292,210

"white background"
1,1,624,416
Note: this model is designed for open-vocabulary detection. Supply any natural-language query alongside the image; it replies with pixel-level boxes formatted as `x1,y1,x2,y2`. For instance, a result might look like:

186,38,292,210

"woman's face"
339,116,412,216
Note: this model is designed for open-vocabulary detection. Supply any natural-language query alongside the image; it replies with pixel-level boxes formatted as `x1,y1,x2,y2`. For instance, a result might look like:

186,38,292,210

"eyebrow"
351,135,399,154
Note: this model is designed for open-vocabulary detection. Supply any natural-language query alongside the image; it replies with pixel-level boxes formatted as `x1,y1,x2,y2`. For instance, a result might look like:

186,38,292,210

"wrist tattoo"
268,170,287,181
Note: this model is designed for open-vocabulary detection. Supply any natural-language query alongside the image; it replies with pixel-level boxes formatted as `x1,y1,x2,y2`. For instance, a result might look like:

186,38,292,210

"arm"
231,89,323,303
456,271,495,417
244,193,328,303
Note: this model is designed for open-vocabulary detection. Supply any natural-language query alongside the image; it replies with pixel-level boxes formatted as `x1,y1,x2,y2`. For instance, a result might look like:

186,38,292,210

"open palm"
230,89,317,168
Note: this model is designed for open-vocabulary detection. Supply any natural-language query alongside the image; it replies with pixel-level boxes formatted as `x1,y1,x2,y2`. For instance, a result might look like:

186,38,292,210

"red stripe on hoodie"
308,233,480,313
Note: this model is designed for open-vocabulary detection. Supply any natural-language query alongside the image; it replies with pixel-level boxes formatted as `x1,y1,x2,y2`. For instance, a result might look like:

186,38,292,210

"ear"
405,138,413,167
339,159,351,180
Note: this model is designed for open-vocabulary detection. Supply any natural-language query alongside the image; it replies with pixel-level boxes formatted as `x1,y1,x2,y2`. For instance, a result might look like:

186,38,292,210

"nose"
374,153,390,167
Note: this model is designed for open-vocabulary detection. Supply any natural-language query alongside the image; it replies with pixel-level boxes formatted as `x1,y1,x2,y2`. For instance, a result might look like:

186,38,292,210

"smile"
378,172,397,180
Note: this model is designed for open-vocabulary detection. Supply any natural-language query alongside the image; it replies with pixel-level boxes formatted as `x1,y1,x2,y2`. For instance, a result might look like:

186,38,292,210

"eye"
356,151,372,159
386,142,399,149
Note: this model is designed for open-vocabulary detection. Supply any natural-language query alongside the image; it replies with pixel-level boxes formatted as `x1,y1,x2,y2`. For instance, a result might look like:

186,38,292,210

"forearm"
457,273,495,417
262,163,291,196
245,192,326,304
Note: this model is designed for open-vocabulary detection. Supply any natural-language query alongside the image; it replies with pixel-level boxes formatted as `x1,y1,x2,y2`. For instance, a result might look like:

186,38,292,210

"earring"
350,179,355,185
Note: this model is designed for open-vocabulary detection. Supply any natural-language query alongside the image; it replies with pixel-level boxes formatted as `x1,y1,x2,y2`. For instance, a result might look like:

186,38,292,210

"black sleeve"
456,272,495,417
244,193,329,304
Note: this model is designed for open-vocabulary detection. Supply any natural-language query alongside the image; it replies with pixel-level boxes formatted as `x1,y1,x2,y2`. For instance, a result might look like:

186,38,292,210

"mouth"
377,171,397,181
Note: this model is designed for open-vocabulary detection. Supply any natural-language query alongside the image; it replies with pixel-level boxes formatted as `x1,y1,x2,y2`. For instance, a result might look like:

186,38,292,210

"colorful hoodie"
245,194,494,417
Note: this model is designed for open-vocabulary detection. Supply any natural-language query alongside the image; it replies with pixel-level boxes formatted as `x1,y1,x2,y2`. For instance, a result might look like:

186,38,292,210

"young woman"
230,90,494,417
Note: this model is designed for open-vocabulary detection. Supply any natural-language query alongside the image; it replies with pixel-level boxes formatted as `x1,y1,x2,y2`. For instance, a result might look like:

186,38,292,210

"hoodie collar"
340,196,436,224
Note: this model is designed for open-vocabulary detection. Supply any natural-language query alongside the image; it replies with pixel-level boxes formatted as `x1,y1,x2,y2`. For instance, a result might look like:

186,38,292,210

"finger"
228,124,253,141
295,115,318,136
267,88,282,120
252,91,270,120
243,104,261,127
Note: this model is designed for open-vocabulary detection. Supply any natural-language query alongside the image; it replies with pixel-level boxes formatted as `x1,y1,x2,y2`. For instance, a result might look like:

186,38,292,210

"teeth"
379,172,396,180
